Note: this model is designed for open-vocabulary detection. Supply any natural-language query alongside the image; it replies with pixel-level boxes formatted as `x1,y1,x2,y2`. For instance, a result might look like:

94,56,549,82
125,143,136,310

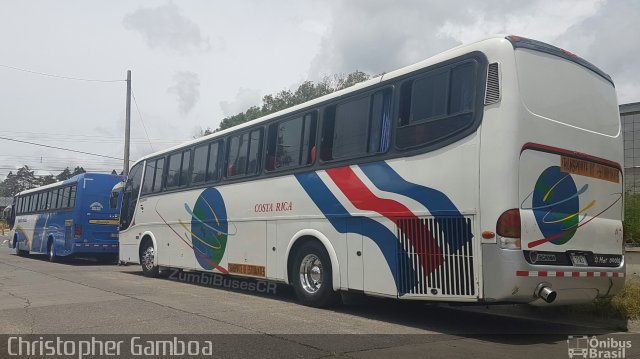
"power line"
2,136,181,145
131,89,155,152
0,64,125,83
0,130,184,142
0,135,126,161
0,166,117,172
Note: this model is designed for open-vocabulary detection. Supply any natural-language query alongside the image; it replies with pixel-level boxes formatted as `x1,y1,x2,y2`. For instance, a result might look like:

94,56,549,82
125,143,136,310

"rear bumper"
482,243,624,305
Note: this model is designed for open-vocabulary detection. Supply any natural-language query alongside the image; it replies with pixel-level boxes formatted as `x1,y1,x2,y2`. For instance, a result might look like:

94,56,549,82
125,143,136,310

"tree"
71,166,86,177
0,171,18,196
15,166,38,193
39,175,56,186
214,70,371,132
0,165,89,196
56,168,73,182
193,127,215,139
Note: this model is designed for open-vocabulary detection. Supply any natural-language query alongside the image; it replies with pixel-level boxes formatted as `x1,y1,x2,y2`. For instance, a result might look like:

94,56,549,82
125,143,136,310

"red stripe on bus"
521,142,621,171
326,166,443,274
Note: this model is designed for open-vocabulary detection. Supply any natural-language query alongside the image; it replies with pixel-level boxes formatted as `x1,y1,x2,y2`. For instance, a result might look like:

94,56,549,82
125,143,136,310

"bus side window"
320,90,390,162
69,186,77,208
396,60,478,150
153,158,165,191
265,112,316,171
166,153,182,188
206,142,220,182
226,130,262,178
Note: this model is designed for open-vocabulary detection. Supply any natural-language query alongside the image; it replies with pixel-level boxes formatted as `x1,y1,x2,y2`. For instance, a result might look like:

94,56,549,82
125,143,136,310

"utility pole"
124,70,131,175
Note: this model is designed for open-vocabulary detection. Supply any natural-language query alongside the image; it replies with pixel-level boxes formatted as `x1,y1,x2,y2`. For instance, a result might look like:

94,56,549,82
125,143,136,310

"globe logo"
187,188,229,270
532,166,584,245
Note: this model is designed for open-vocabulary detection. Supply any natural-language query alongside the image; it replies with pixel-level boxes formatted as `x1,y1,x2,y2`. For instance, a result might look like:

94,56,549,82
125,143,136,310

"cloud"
167,71,200,115
219,88,262,117
310,0,605,75
123,3,210,53
437,0,605,44
554,0,640,103
309,0,463,77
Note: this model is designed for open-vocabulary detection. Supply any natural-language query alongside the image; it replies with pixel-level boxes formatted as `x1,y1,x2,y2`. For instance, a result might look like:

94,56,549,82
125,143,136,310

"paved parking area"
0,240,634,358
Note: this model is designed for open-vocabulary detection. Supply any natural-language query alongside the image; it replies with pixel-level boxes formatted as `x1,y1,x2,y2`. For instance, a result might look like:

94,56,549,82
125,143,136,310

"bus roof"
15,172,125,197
132,34,611,166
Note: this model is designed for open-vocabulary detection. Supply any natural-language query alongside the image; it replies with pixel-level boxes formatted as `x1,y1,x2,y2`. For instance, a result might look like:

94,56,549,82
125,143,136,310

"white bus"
117,35,624,307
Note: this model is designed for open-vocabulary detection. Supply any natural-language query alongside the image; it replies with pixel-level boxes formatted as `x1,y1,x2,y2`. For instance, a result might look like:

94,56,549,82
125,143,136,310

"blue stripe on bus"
359,161,473,252
295,171,417,294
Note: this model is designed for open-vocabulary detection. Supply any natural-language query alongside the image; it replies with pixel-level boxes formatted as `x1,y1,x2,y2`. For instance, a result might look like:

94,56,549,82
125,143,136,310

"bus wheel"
14,239,21,256
292,241,339,308
48,241,57,263
14,239,27,257
141,243,159,278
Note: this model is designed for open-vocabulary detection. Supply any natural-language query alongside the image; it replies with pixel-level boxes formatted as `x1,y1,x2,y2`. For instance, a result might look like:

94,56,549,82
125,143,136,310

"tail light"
74,224,82,238
496,209,521,250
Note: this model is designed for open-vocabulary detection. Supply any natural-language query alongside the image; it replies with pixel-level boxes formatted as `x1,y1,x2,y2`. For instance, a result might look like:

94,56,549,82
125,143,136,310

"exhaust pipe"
535,283,557,303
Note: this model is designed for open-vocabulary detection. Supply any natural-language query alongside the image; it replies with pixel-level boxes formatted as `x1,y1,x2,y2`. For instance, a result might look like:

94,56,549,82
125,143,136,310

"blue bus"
7,173,125,262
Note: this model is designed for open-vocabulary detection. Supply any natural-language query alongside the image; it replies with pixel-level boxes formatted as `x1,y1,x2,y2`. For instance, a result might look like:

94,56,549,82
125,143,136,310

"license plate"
570,254,588,267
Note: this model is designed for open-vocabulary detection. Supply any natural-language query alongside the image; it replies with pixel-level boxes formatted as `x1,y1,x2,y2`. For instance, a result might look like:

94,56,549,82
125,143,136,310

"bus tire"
140,242,159,278
14,238,27,257
48,240,57,263
292,241,339,308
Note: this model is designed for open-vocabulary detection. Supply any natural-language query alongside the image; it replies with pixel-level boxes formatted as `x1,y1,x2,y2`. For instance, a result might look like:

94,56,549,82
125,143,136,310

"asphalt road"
0,238,636,358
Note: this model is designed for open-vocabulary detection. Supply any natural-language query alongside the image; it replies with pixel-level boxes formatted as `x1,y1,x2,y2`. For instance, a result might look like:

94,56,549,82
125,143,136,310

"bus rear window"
515,49,619,137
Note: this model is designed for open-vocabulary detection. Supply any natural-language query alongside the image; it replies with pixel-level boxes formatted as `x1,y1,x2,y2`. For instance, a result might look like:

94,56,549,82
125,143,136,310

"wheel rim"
142,247,155,271
299,254,323,294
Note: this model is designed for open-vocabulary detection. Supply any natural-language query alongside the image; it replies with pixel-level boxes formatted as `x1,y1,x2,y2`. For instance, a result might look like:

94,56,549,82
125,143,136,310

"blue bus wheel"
48,242,57,263
14,239,27,257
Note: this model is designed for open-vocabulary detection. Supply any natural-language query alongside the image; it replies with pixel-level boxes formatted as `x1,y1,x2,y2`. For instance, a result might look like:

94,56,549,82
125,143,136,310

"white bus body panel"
119,139,481,300
480,43,624,304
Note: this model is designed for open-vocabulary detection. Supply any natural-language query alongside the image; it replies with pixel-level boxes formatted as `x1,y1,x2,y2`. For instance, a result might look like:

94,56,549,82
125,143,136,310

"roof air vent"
485,62,500,106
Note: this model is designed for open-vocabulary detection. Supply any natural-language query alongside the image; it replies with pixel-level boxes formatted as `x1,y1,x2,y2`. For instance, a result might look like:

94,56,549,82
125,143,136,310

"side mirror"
110,181,125,209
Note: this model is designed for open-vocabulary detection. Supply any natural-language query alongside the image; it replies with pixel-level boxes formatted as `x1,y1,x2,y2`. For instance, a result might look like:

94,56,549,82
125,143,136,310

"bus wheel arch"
139,234,159,278
287,235,340,307
285,230,341,293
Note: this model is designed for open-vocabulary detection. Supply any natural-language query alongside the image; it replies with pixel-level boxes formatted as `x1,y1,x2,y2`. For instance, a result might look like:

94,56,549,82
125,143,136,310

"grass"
625,194,640,244
559,278,640,321
607,278,640,320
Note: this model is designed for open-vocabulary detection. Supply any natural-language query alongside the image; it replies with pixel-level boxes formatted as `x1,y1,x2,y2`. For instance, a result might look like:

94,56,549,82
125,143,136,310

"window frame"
224,128,264,179
265,111,318,173
164,149,192,189
319,87,394,164
127,52,486,195
394,56,485,152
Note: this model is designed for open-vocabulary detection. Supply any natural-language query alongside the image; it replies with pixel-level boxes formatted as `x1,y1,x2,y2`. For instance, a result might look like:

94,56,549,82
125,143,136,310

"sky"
0,0,638,180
